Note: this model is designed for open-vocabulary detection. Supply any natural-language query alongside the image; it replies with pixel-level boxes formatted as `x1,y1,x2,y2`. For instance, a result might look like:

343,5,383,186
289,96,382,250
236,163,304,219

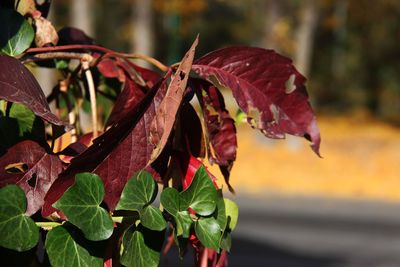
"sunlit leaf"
180,166,218,216
224,198,238,231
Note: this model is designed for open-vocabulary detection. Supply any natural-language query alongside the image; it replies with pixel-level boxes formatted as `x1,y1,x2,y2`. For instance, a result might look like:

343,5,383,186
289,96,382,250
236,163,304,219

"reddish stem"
26,44,114,54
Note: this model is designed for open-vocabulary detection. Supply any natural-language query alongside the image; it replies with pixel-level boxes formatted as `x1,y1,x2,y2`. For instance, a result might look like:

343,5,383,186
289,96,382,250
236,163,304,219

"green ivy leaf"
194,217,221,251
160,188,192,237
0,8,34,56
224,198,239,231
45,225,103,267
53,173,113,241
180,166,218,216
141,205,166,231
116,171,156,211
120,224,164,267
160,187,180,215
175,211,193,238
0,185,39,251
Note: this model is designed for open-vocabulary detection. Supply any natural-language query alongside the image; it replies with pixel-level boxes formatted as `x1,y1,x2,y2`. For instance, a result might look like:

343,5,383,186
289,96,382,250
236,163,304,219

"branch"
24,44,169,72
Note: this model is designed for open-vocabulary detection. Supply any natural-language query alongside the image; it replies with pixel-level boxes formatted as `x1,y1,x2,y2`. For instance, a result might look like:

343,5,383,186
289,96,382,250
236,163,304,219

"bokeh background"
43,1,400,266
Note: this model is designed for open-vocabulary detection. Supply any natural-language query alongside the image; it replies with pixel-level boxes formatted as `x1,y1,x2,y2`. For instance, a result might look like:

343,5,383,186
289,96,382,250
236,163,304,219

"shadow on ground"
160,237,343,267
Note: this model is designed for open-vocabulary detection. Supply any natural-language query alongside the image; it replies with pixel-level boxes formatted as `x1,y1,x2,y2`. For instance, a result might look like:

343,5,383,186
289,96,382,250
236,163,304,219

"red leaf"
106,77,146,127
43,73,172,216
177,103,206,158
178,154,218,190
0,140,64,215
148,37,198,163
195,81,237,191
97,58,126,82
58,27,94,45
0,55,70,130
193,47,321,155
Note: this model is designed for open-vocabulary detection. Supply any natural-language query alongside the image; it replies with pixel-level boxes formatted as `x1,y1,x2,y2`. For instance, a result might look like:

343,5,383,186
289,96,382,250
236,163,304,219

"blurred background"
47,0,400,266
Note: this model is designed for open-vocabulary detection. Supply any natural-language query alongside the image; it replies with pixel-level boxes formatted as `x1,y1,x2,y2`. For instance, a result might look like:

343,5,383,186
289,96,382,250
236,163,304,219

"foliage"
0,1,320,266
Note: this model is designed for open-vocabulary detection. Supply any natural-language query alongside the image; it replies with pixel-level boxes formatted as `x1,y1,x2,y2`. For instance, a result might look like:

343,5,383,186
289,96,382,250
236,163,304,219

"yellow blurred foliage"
210,114,400,202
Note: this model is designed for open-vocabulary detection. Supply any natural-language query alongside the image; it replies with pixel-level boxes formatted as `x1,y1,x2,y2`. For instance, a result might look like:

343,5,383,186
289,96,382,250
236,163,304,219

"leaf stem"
104,52,169,72
81,55,98,139
26,44,114,54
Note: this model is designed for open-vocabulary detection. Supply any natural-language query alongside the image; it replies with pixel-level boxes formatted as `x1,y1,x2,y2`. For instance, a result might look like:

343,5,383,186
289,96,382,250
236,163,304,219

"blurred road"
229,195,400,267
162,194,400,267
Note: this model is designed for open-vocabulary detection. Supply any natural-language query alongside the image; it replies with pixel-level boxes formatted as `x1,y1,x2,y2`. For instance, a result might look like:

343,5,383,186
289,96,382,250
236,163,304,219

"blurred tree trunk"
263,0,282,51
330,0,348,107
294,0,319,77
70,0,94,36
70,0,94,133
131,0,154,67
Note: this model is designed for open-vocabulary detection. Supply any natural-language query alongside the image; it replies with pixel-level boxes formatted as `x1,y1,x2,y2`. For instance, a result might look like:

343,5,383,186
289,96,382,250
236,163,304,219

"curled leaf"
148,36,198,163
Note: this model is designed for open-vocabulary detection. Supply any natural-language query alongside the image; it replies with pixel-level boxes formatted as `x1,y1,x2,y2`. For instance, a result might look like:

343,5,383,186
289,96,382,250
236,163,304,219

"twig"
81,54,98,138
26,44,114,54
21,52,87,64
103,52,169,72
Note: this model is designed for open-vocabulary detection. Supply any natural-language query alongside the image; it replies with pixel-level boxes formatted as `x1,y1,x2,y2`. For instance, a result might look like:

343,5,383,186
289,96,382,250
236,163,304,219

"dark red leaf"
195,81,237,191
0,140,64,215
97,57,162,127
116,59,161,88
148,37,198,163
192,47,321,155
58,27,94,45
42,74,172,216
0,55,70,130
106,77,146,127
177,103,206,158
